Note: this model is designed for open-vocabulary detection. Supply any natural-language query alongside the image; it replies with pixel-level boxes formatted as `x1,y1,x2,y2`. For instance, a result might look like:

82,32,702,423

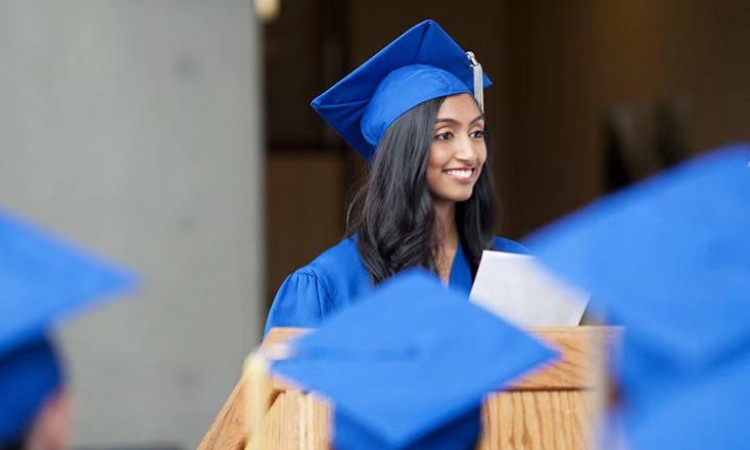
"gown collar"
350,234,474,295
448,242,473,295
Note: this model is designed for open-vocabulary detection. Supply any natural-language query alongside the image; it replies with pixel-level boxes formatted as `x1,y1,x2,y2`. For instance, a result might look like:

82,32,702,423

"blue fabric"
334,405,481,450
0,207,135,444
271,270,557,450
625,356,750,450
361,65,470,149
311,19,491,162
264,236,526,336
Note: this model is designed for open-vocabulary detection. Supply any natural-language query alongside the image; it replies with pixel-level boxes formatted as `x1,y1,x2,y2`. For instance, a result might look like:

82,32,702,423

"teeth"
444,169,474,179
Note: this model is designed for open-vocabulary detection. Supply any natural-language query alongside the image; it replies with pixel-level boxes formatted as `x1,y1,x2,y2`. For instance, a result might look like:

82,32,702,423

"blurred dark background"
263,0,750,304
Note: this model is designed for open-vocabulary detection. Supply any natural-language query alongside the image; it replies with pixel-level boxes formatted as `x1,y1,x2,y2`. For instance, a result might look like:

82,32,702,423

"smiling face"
426,93,487,206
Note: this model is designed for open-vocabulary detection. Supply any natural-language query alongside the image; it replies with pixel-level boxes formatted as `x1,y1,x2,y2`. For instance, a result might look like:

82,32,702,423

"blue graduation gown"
264,236,527,336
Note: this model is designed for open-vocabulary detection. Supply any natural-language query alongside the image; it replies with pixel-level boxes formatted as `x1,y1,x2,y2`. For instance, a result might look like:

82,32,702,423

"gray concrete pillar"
0,1,263,447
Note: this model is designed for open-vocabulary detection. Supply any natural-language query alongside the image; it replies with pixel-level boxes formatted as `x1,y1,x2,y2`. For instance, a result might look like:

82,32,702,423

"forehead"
436,93,482,122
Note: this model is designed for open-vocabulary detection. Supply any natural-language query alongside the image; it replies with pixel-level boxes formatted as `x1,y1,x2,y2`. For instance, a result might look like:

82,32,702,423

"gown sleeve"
263,269,330,337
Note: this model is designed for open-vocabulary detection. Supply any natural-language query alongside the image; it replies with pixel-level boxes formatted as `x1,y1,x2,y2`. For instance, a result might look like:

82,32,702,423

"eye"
469,129,486,139
434,131,454,141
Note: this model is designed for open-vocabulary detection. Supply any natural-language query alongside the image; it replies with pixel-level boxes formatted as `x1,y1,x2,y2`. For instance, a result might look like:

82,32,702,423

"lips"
443,167,477,182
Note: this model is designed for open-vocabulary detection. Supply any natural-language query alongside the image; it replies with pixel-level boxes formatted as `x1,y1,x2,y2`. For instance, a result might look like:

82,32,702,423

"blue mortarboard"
523,144,750,448
0,208,135,444
311,19,491,162
271,270,557,449
624,356,750,450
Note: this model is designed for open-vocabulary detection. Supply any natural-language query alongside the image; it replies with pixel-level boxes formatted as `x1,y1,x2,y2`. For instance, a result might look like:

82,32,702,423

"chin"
434,188,474,204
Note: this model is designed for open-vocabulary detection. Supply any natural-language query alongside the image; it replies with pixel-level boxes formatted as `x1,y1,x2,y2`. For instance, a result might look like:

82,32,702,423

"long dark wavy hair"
346,96,498,285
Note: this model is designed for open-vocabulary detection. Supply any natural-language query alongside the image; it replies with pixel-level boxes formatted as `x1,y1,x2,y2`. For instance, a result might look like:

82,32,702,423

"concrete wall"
0,1,262,447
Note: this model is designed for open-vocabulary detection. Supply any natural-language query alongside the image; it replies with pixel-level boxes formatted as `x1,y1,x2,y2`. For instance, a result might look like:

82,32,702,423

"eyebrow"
434,115,485,126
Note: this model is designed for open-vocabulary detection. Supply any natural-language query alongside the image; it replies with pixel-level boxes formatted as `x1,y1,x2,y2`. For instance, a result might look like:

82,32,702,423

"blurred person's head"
0,207,135,450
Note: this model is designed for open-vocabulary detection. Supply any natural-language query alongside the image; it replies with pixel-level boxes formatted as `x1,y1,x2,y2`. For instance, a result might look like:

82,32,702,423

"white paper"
470,250,589,327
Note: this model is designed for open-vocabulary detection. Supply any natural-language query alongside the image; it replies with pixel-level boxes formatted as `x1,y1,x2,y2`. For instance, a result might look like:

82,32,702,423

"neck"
433,200,459,284
433,200,458,244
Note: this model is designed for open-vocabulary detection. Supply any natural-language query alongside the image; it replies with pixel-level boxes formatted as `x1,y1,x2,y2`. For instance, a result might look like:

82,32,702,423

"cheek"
426,164,442,190
426,149,446,192
427,145,449,169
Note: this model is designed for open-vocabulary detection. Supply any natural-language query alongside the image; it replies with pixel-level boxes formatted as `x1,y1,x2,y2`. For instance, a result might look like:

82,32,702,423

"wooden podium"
199,326,615,450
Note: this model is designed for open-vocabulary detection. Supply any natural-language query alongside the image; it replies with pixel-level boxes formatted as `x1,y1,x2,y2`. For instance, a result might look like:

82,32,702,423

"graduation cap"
311,19,491,162
523,144,750,448
269,270,558,449
625,356,750,450
0,208,135,444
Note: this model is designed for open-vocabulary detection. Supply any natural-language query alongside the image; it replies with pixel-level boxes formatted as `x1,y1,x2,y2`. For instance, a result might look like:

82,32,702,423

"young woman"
264,20,526,335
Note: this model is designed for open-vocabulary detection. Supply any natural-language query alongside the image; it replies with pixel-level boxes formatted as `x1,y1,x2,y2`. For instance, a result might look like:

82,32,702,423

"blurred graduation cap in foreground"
311,19,490,162
0,208,135,445
270,270,558,450
624,356,750,450
524,144,750,449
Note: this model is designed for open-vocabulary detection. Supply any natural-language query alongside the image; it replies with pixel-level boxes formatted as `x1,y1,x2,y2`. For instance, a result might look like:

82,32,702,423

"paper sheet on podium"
469,251,589,327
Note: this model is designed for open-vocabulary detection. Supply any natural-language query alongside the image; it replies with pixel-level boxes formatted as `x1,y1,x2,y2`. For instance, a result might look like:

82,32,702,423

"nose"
454,135,479,164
